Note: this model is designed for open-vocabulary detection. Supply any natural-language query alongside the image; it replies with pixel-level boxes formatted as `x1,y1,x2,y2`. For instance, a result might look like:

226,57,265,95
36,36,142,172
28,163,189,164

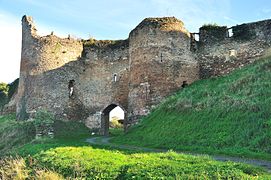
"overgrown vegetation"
1,56,271,178
1,113,269,179
0,82,9,111
201,23,219,28
0,157,64,179
33,147,269,179
200,23,227,31
112,56,271,160
7,78,19,100
83,38,128,49
0,114,35,156
2,149,269,180
0,78,19,112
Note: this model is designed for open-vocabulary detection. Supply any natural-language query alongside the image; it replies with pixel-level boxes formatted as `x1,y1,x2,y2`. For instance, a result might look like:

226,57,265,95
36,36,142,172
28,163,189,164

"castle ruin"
16,15,271,135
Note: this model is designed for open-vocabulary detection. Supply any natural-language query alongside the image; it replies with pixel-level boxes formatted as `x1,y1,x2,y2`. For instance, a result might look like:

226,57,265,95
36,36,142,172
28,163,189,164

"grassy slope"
112,56,271,160
1,114,270,179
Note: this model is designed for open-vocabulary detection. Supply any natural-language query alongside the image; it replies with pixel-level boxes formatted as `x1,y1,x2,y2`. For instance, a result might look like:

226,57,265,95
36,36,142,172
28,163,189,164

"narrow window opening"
228,28,233,37
181,81,188,88
160,53,163,62
190,33,199,51
194,34,199,41
68,80,75,97
113,74,117,82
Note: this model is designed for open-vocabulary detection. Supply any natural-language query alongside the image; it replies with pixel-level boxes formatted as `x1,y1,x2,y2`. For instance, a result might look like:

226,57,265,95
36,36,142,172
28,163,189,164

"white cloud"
0,11,78,83
0,12,21,83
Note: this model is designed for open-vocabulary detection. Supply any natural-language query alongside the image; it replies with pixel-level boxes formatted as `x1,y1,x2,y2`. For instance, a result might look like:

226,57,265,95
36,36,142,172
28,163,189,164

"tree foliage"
0,79,19,111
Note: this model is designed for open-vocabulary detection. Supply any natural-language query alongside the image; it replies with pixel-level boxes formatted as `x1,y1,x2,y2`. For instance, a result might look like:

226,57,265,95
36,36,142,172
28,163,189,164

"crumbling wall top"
22,15,37,36
130,17,189,37
83,39,129,49
232,19,271,41
135,17,184,29
199,25,228,45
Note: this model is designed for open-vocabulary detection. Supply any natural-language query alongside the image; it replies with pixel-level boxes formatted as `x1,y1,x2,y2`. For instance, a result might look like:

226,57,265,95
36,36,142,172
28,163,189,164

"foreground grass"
1,114,270,179
32,147,270,179
3,145,271,179
112,56,271,160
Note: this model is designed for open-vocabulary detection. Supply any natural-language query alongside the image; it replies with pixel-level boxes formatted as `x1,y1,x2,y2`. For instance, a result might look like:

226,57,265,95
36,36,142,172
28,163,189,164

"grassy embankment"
1,114,270,179
112,55,271,160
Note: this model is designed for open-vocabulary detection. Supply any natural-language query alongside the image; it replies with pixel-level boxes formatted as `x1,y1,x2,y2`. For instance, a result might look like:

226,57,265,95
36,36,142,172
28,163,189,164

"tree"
7,78,19,100
0,83,8,110
0,83,8,94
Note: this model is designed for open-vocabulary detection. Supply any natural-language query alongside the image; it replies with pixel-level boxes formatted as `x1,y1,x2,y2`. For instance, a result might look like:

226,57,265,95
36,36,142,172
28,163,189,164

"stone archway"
101,103,126,136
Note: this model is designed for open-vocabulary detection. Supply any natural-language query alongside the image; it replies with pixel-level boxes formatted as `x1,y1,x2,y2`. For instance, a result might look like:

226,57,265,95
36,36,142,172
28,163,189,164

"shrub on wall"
201,23,220,30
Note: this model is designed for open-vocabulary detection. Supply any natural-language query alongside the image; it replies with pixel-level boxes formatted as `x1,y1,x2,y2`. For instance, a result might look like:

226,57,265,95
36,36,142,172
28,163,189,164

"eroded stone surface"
14,16,271,133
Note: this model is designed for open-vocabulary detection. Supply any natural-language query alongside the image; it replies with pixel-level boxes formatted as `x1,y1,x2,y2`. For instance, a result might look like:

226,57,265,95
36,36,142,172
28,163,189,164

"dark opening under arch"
101,104,126,136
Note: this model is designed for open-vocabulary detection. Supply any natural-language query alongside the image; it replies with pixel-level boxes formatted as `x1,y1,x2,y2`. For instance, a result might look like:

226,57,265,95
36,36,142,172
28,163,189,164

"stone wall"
17,16,83,120
17,16,130,132
199,25,228,45
16,15,271,133
196,19,271,78
78,40,129,129
128,17,199,125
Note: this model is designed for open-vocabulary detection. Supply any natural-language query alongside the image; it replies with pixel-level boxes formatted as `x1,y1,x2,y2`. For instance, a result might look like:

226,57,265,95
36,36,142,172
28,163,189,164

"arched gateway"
101,104,127,136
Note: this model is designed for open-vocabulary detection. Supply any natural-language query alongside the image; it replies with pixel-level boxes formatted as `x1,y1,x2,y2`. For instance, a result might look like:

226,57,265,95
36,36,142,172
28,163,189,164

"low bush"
0,114,35,156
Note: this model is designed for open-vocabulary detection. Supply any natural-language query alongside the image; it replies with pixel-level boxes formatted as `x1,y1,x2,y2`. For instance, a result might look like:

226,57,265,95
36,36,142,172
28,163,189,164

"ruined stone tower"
17,16,83,120
16,15,271,135
128,17,198,123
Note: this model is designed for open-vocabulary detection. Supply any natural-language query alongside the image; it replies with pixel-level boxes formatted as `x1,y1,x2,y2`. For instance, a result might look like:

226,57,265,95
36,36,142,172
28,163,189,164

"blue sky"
1,0,271,83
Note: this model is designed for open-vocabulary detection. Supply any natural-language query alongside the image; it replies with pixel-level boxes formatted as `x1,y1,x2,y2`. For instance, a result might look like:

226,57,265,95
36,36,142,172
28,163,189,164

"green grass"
0,114,270,179
1,55,271,178
33,147,270,179
109,127,125,136
112,56,271,160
